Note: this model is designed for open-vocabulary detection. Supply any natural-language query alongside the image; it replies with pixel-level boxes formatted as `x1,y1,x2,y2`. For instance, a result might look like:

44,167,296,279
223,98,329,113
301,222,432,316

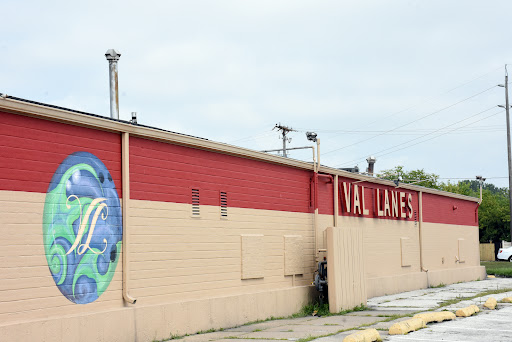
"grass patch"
294,303,368,318
482,261,512,277
429,283,446,288
376,313,415,321
437,287,512,308
197,328,216,334
244,316,285,325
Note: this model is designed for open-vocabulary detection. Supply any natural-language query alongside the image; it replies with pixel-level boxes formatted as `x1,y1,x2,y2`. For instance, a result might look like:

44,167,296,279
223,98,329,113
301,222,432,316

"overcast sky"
2,1,512,187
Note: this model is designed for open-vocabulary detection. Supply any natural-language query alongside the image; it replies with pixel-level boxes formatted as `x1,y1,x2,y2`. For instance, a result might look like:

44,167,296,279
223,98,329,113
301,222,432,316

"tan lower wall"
0,191,315,341
367,272,427,298
318,215,421,279
318,215,484,298
128,200,315,305
426,266,487,287
0,286,314,342
421,222,480,270
0,189,484,341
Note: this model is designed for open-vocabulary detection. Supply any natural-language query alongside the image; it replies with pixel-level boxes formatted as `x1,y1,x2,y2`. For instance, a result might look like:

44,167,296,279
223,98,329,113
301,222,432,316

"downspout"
313,139,322,261
122,132,137,304
315,173,333,256
418,191,428,277
314,172,319,262
334,175,338,228
313,140,318,262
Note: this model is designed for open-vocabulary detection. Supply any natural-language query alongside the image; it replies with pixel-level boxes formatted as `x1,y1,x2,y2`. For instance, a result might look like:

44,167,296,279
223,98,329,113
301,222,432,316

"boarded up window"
458,238,466,263
241,234,264,279
400,237,412,267
284,235,303,275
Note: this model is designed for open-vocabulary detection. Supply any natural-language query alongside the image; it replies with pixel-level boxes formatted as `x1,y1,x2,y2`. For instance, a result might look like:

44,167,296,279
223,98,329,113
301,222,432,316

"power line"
438,176,508,180
337,108,504,167
323,85,498,156
297,65,504,142
295,125,504,135
352,65,504,130
337,106,498,166
227,130,275,144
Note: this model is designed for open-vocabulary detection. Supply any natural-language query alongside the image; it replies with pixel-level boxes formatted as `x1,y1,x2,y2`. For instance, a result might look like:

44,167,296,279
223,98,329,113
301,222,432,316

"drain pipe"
122,132,136,304
334,175,338,227
418,191,428,284
105,49,121,119
314,172,319,262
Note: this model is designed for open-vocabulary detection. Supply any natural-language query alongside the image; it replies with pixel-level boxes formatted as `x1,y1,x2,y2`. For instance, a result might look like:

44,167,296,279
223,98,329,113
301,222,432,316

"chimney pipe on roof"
366,156,376,176
105,49,121,119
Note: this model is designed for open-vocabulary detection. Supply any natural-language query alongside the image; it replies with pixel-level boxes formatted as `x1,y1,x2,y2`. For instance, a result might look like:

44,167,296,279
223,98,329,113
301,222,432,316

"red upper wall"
317,175,478,226
0,112,122,196
130,137,312,213
0,111,479,224
422,192,479,226
317,175,419,221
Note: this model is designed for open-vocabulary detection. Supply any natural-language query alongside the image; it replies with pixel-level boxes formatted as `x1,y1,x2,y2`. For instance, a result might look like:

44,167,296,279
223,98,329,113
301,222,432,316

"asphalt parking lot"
174,277,512,342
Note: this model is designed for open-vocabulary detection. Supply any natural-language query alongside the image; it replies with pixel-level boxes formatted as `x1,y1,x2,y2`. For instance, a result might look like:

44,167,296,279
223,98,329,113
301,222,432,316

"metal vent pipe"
105,49,121,119
366,156,376,176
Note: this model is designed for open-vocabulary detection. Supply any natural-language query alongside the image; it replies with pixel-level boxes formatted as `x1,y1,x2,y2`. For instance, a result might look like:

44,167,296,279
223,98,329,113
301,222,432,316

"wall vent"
192,189,200,216
220,191,228,218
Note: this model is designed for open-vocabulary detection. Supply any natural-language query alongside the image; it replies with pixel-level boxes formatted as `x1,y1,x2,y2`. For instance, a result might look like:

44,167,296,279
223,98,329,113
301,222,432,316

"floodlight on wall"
394,175,403,187
306,132,318,142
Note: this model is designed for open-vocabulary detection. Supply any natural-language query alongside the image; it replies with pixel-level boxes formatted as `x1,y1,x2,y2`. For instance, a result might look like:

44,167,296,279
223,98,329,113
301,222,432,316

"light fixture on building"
306,132,317,142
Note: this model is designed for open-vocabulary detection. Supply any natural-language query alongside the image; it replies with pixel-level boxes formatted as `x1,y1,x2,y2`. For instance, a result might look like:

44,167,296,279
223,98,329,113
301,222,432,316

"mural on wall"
42,152,122,304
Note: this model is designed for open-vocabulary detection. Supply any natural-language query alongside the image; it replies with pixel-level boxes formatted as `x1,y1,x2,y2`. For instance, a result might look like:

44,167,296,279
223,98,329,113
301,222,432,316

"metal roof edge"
0,96,481,203
0,95,314,170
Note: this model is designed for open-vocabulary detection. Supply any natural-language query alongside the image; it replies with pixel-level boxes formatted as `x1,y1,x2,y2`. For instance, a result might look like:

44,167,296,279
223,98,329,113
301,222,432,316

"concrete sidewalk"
171,278,512,342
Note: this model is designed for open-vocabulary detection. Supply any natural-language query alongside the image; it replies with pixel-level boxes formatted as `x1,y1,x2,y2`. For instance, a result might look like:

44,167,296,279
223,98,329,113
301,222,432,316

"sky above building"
2,1,512,187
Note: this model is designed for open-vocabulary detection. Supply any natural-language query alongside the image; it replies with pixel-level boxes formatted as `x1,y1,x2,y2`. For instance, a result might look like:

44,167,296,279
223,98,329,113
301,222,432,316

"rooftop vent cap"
105,49,121,61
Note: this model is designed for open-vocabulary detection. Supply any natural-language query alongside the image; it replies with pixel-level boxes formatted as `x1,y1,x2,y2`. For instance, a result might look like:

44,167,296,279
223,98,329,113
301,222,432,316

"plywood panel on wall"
458,238,466,263
241,234,265,279
284,235,303,276
400,237,413,267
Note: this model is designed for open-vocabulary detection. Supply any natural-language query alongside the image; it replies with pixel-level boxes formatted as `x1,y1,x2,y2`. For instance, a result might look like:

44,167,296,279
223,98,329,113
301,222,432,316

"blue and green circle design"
43,152,122,304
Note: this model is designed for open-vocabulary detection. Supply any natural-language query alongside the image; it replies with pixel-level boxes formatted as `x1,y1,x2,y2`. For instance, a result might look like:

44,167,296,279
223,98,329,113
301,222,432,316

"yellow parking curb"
343,328,381,342
413,311,456,323
455,305,479,317
484,297,497,309
501,297,512,303
389,318,426,335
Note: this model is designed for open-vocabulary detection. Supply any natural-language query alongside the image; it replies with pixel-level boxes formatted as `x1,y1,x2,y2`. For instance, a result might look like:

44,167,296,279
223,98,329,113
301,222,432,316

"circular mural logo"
43,152,122,304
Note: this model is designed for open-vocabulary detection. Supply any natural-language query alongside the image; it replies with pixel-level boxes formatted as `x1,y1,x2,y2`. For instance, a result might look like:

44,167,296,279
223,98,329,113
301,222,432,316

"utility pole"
499,64,512,241
274,123,296,157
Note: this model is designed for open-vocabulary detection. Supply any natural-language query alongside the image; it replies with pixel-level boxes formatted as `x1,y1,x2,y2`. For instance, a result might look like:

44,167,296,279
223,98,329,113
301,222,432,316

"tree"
378,166,511,244
377,165,441,189
440,180,510,243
